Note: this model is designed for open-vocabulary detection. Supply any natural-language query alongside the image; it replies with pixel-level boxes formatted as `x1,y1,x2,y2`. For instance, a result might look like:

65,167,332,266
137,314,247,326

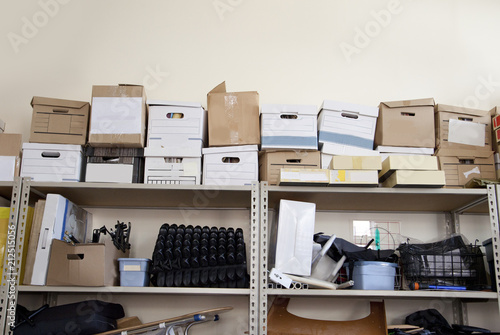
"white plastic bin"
352,261,397,290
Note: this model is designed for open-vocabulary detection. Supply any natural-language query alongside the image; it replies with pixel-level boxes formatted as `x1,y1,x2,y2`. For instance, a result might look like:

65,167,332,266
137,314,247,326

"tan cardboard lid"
380,98,435,109
209,81,226,94
435,104,489,117
31,96,89,109
0,134,22,156
92,84,145,98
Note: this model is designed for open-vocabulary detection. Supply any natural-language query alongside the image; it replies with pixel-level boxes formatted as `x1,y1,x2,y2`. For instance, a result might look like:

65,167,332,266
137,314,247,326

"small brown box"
436,149,495,188
259,150,320,186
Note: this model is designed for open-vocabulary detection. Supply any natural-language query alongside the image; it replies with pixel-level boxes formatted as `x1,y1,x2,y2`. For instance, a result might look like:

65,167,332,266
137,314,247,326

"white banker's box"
260,104,318,150
147,100,207,149
202,145,258,186
144,147,201,185
21,143,84,182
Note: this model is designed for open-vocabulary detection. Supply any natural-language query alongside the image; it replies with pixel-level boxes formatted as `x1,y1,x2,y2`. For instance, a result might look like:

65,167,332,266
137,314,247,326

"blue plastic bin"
118,258,150,287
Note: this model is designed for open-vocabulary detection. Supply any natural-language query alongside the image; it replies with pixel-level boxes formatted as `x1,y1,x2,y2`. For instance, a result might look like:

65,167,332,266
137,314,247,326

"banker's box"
259,150,321,186
21,143,84,182
89,85,147,148
46,238,129,286
207,81,260,147
0,134,22,181
375,98,435,148
147,100,207,149
435,104,491,155
85,147,144,183
202,145,258,186
436,150,495,188
318,100,378,153
144,147,201,185
30,96,90,145
260,104,318,150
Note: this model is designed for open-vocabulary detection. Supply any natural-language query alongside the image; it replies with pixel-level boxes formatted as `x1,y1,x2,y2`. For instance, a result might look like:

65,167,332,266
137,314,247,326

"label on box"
91,97,142,135
123,265,141,271
447,119,485,147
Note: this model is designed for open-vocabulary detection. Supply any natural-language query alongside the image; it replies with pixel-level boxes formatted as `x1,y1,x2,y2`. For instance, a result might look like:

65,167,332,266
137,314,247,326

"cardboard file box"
320,142,380,169
376,98,435,148
0,134,22,181
207,81,260,147
329,156,382,170
260,104,318,150
279,168,329,186
329,170,379,186
379,155,439,183
259,150,320,186
376,145,434,162
435,104,491,155
46,238,128,286
147,100,207,149
436,150,495,188
202,145,258,185
318,100,378,151
89,85,147,148
381,170,446,188
85,147,144,183
144,147,201,185
30,96,90,145
21,143,84,182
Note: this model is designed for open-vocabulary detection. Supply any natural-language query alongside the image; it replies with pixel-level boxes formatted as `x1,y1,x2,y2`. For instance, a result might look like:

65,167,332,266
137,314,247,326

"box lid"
435,104,489,117
31,96,89,109
22,142,82,152
144,147,201,158
380,98,435,109
92,84,145,98
375,146,434,155
260,104,318,116
320,100,378,117
202,145,258,155
147,100,203,109
435,148,494,159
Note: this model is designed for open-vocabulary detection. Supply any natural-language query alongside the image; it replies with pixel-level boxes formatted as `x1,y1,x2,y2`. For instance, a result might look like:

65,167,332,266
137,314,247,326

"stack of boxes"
492,107,500,179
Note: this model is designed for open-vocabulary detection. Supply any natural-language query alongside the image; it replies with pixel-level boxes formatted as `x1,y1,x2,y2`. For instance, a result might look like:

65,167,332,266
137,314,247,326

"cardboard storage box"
381,170,446,188
147,100,207,149
279,168,329,186
259,150,321,186
46,238,128,286
0,134,22,181
260,104,318,150
89,85,147,148
320,145,380,169
21,143,84,182
491,107,500,154
207,81,260,147
376,98,435,148
144,147,201,185
329,156,382,170
379,155,439,183
318,100,378,151
85,147,144,183
329,170,379,186
435,104,491,155
30,96,90,145
202,145,258,185
436,150,496,188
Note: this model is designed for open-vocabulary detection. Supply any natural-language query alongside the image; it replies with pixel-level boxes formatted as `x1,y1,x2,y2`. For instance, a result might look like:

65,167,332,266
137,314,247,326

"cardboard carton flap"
435,148,494,159
321,100,378,117
146,100,202,108
380,98,435,109
490,106,499,116
261,104,318,116
209,81,226,94
31,96,89,109
435,104,489,117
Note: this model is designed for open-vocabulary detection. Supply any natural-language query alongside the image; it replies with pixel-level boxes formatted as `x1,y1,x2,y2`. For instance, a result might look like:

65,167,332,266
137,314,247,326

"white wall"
2,0,500,140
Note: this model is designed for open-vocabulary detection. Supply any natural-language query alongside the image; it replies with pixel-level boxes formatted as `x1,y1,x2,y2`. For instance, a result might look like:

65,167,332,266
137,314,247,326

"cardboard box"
376,146,434,162
376,98,435,148
0,133,22,156
329,156,382,170
260,104,318,150
144,147,201,185
329,170,379,186
21,143,84,182
85,147,144,183
320,146,380,170
89,85,147,148
435,104,491,155
207,82,260,147
278,168,329,186
495,153,500,180
491,107,500,130
259,150,321,186
0,134,23,181
46,238,128,286
436,150,496,188
30,96,90,145
147,100,207,149
381,170,446,188
318,100,378,151
202,145,258,185
31,194,93,285
379,155,439,182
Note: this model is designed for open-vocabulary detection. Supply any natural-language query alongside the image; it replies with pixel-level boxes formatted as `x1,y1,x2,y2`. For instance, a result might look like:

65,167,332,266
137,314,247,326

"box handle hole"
41,152,61,158
459,159,475,164
164,158,183,163
458,117,473,122
67,254,84,260
52,109,69,113
286,159,302,163
167,113,184,119
341,112,358,119
222,157,240,163
103,156,119,162
280,114,298,119
401,112,415,116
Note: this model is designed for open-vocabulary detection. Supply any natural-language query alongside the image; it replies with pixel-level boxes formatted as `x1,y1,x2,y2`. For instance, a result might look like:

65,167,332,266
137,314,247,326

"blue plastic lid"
354,261,397,267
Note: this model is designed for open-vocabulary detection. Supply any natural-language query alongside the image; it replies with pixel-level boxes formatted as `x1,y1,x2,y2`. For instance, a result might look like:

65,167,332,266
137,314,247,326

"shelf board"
266,288,497,300
19,285,251,296
266,186,489,213
27,182,254,208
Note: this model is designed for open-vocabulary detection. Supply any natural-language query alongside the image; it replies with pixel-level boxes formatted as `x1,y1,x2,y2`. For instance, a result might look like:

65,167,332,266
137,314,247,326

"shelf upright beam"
249,182,260,335
487,185,500,316
259,182,269,335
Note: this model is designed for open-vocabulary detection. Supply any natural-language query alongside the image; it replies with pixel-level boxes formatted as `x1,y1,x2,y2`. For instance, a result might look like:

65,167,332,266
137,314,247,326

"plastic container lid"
354,261,397,267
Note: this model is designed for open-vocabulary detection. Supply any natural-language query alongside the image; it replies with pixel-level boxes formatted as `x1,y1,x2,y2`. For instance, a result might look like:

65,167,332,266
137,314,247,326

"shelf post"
259,182,269,335
487,185,500,316
249,182,260,335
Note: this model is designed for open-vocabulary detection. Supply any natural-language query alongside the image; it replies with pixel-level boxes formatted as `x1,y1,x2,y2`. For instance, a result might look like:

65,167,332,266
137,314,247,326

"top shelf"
265,186,489,213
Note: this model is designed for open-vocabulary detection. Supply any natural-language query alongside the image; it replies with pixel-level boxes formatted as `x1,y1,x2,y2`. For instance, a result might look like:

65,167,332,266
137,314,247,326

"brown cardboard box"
375,98,435,148
207,82,259,147
89,85,147,148
0,133,23,179
260,150,320,185
379,155,438,182
30,97,90,145
46,238,129,286
491,107,500,154
435,104,491,155
329,155,382,170
436,149,495,188
381,170,445,188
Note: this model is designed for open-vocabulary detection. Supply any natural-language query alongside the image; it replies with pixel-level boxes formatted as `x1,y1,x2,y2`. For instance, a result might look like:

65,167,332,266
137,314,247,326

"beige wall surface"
1,0,500,140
